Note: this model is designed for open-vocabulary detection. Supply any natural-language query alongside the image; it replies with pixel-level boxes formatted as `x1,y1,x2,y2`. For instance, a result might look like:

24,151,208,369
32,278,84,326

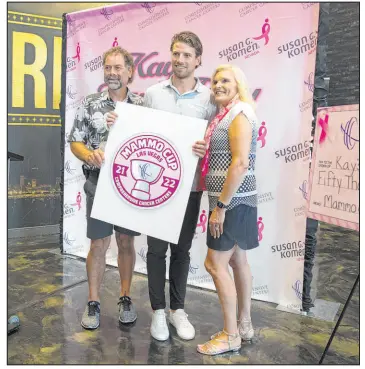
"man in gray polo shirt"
143,31,216,341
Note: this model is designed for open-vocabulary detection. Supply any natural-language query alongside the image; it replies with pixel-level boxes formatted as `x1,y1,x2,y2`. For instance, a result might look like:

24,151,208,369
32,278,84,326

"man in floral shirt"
68,46,143,330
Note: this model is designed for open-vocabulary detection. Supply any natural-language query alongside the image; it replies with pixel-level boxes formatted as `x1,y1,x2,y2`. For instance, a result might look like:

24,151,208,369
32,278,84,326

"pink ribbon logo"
318,113,329,144
257,217,264,242
113,37,118,47
253,18,270,45
196,210,208,233
72,192,82,211
72,42,81,63
257,121,267,148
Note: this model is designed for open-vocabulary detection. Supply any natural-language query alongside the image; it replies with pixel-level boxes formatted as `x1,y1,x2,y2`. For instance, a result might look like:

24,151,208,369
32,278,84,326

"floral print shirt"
68,89,143,170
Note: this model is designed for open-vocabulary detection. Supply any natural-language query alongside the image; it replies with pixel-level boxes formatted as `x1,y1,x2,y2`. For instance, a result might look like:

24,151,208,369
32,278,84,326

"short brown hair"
102,46,135,84
170,31,203,66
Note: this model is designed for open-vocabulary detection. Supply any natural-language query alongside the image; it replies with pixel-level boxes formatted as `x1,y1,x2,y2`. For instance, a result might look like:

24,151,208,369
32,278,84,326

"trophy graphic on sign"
130,159,164,200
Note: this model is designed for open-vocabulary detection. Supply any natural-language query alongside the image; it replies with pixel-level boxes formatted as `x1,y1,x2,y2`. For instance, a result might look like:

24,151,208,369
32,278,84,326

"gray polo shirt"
144,77,217,191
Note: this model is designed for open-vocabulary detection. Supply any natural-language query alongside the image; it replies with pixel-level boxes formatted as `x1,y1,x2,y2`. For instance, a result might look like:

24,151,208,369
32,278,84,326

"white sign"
91,102,207,243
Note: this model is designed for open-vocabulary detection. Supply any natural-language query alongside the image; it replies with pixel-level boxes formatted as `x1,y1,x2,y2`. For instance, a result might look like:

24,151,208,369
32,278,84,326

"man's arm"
70,142,104,168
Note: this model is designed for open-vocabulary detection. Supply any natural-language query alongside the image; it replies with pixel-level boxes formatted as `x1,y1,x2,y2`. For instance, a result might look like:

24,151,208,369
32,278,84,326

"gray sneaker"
81,301,100,330
118,296,137,324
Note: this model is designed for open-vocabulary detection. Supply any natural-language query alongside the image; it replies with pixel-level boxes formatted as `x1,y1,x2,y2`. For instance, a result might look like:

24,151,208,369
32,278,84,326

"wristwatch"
217,200,228,209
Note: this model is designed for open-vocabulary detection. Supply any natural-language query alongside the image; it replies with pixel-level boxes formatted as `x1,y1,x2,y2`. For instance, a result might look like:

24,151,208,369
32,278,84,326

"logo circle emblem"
112,134,182,209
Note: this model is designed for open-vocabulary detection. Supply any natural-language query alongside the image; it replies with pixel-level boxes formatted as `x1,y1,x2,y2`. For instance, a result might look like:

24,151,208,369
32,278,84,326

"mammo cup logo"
112,134,182,209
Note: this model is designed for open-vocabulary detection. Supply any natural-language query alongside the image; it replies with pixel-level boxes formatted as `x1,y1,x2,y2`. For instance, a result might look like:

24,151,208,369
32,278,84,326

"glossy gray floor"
8,223,359,364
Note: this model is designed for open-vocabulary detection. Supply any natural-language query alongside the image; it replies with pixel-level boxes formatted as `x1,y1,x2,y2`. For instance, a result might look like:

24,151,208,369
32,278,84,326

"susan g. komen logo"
73,42,81,63
195,210,208,234
66,43,81,72
257,217,264,242
141,2,156,13
341,116,359,150
252,18,270,46
112,37,118,47
72,192,82,211
64,193,82,217
257,121,267,148
112,134,182,209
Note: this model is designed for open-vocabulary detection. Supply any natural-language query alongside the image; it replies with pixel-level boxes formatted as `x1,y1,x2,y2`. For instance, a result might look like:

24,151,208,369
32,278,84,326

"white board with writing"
91,102,208,243
308,105,359,231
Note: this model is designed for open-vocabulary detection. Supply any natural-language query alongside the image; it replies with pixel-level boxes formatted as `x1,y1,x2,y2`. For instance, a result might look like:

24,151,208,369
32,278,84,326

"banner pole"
59,13,68,253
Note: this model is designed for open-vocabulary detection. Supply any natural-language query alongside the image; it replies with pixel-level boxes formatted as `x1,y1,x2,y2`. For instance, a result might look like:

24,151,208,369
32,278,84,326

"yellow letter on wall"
12,31,47,108
53,36,62,110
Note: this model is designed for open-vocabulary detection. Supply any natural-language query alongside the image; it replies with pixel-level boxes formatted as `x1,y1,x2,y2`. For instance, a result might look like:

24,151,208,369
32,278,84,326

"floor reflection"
8,223,359,364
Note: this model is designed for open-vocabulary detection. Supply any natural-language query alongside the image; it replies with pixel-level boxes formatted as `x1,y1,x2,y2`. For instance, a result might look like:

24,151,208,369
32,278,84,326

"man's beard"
105,77,123,90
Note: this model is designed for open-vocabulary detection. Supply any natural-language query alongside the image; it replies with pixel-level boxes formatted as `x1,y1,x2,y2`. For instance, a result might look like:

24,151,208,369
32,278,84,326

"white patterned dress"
205,101,259,251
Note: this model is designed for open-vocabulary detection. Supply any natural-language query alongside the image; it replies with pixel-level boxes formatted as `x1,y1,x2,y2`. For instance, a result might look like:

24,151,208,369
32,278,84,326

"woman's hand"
192,140,207,158
209,207,226,239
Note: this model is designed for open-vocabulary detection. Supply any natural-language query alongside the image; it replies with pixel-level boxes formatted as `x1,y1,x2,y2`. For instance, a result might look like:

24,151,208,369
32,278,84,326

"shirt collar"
163,76,204,94
101,88,132,103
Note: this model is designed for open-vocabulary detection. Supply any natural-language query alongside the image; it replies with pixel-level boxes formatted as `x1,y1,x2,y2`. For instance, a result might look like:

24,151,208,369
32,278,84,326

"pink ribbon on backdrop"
318,113,329,143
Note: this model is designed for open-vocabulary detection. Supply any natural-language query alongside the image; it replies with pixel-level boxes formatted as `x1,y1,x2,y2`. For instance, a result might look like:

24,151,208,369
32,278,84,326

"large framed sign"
307,105,359,231
91,102,207,243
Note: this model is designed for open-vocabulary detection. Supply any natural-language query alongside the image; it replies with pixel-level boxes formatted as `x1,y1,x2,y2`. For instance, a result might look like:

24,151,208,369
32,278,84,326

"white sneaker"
169,309,195,340
150,309,169,341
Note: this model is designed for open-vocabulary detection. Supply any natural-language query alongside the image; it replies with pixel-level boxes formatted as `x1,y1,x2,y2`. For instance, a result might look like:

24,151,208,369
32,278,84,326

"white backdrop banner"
62,2,319,310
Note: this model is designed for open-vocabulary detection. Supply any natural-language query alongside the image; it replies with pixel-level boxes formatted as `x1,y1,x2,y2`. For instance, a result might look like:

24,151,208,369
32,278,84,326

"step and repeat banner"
62,2,319,309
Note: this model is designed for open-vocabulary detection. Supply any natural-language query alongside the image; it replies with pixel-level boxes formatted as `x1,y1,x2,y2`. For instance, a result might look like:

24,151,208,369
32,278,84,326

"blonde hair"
211,64,255,110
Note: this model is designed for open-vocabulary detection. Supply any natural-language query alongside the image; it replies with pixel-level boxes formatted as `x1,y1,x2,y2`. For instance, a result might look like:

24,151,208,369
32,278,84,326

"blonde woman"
197,65,259,355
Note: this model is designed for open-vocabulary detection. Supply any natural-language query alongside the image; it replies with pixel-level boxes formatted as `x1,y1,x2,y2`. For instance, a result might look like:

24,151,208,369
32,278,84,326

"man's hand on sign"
86,149,105,168
192,140,207,158
106,111,118,129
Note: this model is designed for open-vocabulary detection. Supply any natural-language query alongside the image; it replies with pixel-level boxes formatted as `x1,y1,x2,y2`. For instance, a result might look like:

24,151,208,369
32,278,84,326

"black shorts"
207,204,259,251
84,172,140,240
